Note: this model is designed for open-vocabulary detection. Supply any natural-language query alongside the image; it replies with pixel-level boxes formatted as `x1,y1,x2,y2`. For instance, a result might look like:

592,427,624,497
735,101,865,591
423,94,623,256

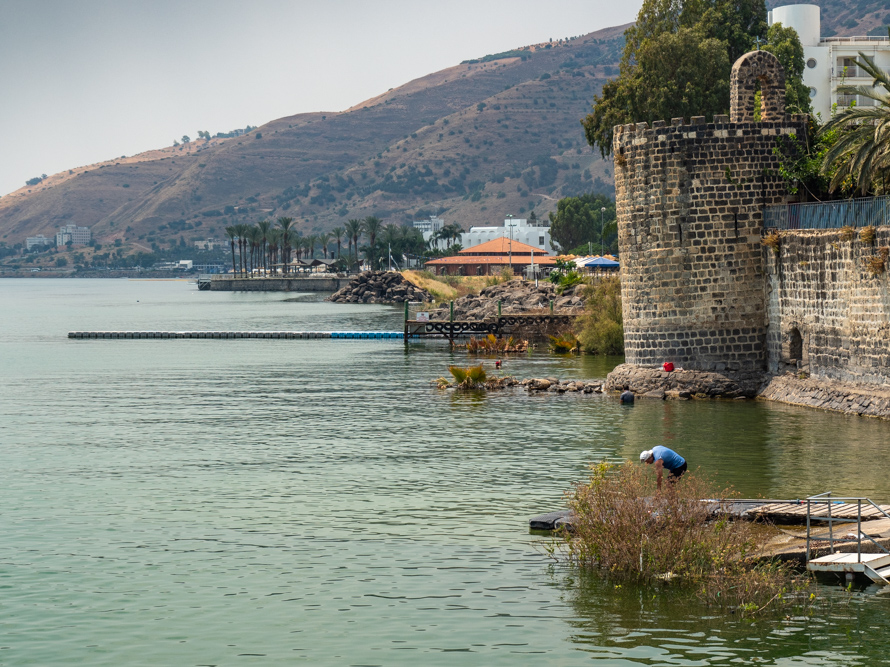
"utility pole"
601,207,607,256
507,214,513,273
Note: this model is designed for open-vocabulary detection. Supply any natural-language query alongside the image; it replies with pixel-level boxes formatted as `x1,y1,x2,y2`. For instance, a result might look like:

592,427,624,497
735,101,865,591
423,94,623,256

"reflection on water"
1,279,888,665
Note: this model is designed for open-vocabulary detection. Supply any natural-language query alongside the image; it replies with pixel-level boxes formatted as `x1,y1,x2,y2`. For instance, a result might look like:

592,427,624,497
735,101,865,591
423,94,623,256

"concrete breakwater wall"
209,276,352,291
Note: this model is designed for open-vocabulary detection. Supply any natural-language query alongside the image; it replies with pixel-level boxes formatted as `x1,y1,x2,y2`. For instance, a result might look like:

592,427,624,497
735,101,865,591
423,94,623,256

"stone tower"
613,50,807,372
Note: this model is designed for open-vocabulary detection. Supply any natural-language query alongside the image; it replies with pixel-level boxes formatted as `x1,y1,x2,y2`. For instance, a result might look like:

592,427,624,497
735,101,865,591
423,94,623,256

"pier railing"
763,194,890,231
805,491,890,564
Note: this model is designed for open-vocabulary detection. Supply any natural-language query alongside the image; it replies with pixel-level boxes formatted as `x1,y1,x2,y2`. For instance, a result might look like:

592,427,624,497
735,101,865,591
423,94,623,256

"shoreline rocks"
328,270,432,304
605,363,768,399
429,280,585,321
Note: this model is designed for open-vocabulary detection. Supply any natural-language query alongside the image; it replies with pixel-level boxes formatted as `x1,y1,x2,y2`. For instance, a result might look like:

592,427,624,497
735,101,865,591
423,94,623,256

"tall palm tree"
235,223,250,276
225,226,238,274
382,224,401,270
277,217,294,274
363,216,382,251
288,229,302,270
331,227,344,258
257,219,271,275
267,228,281,273
319,233,333,259
820,53,890,195
247,226,263,274
362,216,383,269
345,218,363,269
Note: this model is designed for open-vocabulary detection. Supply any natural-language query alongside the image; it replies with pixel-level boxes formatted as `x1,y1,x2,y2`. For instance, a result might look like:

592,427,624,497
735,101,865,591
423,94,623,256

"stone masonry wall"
765,227,890,386
613,113,807,371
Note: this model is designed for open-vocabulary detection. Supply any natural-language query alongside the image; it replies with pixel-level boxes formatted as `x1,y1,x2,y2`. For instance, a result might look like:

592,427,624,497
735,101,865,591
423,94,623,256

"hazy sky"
0,0,640,197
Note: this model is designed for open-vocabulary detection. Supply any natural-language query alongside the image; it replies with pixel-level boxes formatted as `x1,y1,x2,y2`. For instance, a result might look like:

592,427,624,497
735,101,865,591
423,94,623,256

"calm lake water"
2,278,889,666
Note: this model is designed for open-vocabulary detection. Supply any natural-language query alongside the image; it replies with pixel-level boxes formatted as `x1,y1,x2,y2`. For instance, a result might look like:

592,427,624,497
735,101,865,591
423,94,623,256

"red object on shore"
663,362,674,372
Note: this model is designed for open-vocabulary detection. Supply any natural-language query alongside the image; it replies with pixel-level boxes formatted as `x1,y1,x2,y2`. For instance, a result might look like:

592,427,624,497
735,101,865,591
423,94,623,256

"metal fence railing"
806,491,890,564
763,195,890,231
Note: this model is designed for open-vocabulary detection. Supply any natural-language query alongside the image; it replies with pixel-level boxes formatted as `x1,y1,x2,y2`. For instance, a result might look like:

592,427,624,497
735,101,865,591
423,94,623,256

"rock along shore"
606,363,890,419
327,271,432,304
428,280,585,321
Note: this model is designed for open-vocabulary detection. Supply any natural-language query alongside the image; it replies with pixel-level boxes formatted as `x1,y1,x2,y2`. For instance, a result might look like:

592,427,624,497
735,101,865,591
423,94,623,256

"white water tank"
768,4,821,46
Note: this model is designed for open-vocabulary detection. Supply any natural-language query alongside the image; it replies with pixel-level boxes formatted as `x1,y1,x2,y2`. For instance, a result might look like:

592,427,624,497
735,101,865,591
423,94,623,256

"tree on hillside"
548,193,616,254
583,0,777,156
182,135,191,144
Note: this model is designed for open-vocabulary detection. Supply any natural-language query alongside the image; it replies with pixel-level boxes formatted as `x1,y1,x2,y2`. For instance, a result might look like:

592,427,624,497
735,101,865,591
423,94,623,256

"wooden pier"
405,313,576,342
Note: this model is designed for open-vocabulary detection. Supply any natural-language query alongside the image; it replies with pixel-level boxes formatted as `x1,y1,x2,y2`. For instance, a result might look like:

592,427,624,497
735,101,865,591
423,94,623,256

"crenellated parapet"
613,50,807,372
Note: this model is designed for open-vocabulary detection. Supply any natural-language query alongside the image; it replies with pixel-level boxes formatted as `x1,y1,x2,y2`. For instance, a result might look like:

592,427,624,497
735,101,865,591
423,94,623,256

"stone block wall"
613,113,807,371
765,228,890,386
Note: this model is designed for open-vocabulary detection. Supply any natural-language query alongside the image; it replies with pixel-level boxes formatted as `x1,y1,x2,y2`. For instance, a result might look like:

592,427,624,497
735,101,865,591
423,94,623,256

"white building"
56,224,91,247
26,235,53,250
769,4,890,121
412,215,445,235
460,217,556,255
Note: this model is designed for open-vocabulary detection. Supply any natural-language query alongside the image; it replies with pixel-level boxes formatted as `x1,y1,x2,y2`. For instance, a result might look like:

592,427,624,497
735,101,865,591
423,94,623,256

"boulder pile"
522,377,604,393
327,271,433,304
429,280,585,321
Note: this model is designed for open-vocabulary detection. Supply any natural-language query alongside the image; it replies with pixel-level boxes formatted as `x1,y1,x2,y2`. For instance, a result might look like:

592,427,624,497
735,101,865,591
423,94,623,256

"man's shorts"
667,462,688,481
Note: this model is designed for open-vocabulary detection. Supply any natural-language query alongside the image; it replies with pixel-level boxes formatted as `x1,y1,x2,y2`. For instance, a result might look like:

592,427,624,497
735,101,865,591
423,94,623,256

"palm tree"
382,224,401,269
345,218,363,269
277,217,294,274
257,219,271,275
235,223,250,276
288,229,302,270
320,233,333,259
331,227,344,258
267,228,281,273
362,216,383,269
225,226,238,274
247,226,263,274
820,53,890,195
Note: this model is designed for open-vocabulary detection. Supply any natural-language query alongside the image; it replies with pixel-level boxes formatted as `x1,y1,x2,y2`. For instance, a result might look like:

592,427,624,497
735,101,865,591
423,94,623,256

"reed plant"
561,461,810,614
548,333,580,354
466,334,528,354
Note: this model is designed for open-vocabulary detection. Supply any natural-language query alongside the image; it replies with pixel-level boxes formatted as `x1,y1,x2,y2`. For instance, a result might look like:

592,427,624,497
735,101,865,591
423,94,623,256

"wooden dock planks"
748,501,890,522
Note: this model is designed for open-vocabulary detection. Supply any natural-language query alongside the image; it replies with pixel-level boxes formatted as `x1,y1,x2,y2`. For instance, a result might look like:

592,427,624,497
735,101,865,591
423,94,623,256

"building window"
806,58,817,69
539,235,545,246
809,87,817,98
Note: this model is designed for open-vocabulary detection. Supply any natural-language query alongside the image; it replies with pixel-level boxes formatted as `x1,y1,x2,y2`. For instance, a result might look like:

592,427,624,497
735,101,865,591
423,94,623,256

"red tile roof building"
425,238,556,276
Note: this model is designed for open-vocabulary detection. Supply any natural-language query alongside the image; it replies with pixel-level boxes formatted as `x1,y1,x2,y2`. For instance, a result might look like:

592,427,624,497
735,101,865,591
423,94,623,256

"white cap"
639,450,653,462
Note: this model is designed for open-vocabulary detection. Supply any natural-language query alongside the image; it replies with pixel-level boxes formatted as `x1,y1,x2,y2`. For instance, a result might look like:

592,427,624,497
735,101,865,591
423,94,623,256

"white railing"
806,492,890,564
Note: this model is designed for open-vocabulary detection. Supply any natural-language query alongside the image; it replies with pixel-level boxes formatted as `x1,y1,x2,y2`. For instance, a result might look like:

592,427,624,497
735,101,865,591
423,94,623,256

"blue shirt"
652,446,685,471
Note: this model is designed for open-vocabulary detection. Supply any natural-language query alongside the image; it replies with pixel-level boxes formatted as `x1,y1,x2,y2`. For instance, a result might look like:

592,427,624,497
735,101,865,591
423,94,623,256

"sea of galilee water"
2,278,889,666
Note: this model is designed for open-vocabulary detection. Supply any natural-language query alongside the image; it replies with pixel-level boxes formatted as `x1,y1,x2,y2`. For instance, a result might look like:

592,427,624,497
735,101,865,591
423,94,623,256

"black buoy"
620,390,635,404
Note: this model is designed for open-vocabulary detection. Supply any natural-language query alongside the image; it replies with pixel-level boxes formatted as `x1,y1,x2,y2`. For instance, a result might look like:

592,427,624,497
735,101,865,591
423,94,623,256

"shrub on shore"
574,276,623,355
561,461,811,614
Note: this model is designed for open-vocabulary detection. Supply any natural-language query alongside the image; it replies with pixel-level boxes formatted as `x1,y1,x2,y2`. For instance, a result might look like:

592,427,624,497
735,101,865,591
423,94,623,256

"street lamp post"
600,207,607,256
506,214,513,273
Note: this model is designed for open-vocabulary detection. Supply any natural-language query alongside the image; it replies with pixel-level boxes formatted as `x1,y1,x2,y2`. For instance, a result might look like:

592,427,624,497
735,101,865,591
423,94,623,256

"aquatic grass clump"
466,334,528,354
562,461,810,614
548,333,580,354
